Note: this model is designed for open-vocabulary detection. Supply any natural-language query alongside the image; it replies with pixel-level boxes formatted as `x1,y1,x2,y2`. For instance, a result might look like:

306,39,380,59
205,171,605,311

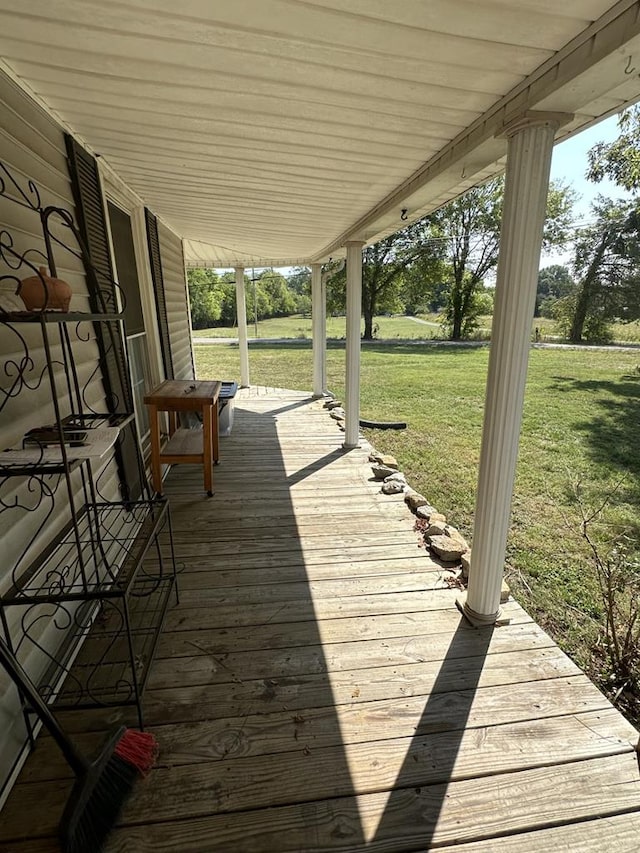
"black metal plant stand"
0,159,178,800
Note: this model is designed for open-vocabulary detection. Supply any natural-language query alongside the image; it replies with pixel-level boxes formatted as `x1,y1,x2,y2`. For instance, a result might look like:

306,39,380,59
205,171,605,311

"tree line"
188,267,311,329
188,107,640,343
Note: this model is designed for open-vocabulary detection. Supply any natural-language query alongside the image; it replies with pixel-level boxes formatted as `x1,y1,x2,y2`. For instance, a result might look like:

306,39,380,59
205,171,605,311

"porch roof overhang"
1,1,640,268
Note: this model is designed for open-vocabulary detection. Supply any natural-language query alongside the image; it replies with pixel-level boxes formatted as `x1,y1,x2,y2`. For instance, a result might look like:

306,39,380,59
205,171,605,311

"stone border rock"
323,397,345,431
368,450,474,589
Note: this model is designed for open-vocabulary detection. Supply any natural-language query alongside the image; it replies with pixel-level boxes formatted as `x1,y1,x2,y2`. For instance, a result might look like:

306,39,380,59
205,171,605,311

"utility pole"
252,267,258,337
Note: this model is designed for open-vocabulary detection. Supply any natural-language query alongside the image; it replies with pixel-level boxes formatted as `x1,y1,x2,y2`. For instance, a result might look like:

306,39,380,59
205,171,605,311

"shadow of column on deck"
370,619,494,850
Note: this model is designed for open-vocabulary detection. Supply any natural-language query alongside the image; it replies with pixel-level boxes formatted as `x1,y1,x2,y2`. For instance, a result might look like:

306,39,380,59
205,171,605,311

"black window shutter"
145,209,174,380
64,134,145,501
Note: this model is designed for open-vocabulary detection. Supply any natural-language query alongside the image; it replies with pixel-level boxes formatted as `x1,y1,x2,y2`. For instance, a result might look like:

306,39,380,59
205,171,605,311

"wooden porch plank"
165,500,411,521
164,591,468,632
125,713,638,804
166,603,542,655
147,639,579,692
105,753,640,851
128,676,617,766
12,704,636,800
40,643,581,744
153,613,542,662
168,516,413,537
167,519,415,542
3,389,639,852
173,470,376,484
99,668,621,768
157,600,532,651
5,754,640,851
154,531,422,557
164,484,397,498
170,557,445,586
174,573,456,607
170,469,374,483
55,624,562,733
428,810,640,852
168,500,407,517
168,538,422,557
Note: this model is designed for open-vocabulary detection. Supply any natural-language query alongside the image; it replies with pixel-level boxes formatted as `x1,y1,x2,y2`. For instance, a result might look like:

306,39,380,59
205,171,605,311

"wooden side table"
144,380,221,497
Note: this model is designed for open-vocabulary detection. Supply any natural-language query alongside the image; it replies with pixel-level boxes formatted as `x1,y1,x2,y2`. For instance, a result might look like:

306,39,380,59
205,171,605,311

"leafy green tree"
294,292,312,315
258,269,296,317
187,268,225,329
360,234,413,338
556,198,640,343
218,271,241,326
429,179,502,339
400,245,451,315
431,177,575,339
318,176,572,341
287,267,312,314
245,280,272,323
474,287,494,318
323,222,446,338
536,265,574,317
287,267,311,295
323,260,347,318
578,107,640,341
587,106,640,191
327,239,412,339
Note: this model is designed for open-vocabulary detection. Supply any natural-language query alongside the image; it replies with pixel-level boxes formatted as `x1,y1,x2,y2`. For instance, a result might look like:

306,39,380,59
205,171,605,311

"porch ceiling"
1,1,640,267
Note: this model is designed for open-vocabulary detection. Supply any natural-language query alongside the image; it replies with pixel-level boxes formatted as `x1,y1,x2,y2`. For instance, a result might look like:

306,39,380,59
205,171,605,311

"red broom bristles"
113,729,158,776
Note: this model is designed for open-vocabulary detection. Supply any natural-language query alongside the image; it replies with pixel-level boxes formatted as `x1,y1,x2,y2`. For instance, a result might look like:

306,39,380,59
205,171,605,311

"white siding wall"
0,73,196,803
158,222,194,380
0,74,120,798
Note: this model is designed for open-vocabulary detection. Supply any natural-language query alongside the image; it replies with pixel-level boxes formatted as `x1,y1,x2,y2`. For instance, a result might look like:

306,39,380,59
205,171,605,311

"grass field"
196,340,640,718
192,314,443,340
193,313,640,345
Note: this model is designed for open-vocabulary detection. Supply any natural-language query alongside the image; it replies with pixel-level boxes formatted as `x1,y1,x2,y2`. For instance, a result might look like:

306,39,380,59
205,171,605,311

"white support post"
344,241,364,449
463,113,567,626
321,270,327,395
311,263,326,398
235,266,250,388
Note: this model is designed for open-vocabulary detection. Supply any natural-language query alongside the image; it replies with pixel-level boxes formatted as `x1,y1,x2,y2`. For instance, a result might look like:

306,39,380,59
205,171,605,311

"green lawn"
196,340,640,719
194,313,640,344
192,314,444,340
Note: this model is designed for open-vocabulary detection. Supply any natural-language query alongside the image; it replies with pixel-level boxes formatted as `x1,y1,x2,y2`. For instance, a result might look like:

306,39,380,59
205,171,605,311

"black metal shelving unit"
0,160,178,798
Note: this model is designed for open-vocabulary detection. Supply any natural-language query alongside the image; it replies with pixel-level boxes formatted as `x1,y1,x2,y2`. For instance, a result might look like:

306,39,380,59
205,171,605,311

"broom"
0,635,157,853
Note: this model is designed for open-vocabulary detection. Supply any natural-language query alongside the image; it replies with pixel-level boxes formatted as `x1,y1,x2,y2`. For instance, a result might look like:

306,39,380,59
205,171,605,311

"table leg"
213,400,220,464
168,411,178,436
203,403,214,497
148,403,163,495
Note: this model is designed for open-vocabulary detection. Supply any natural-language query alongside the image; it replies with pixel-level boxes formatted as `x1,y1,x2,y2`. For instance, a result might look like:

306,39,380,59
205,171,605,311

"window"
106,201,152,438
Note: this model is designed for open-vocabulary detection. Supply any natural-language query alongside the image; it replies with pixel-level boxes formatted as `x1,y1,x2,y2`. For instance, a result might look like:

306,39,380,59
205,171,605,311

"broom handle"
0,635,88,776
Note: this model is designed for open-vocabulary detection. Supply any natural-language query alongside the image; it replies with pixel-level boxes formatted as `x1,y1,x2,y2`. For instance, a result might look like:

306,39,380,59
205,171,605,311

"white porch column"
464,113,567,625
344,241,364,448
311,263,326,397
235,266,250,388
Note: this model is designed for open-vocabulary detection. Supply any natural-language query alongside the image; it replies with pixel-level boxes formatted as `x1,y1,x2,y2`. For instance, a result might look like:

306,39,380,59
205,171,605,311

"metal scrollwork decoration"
0,156,177,798
0,161,42,212
0,158,127,317
0,321,50,411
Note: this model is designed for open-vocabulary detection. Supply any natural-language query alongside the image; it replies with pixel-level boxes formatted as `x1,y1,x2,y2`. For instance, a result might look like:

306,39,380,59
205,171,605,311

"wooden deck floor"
2,387,640,851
